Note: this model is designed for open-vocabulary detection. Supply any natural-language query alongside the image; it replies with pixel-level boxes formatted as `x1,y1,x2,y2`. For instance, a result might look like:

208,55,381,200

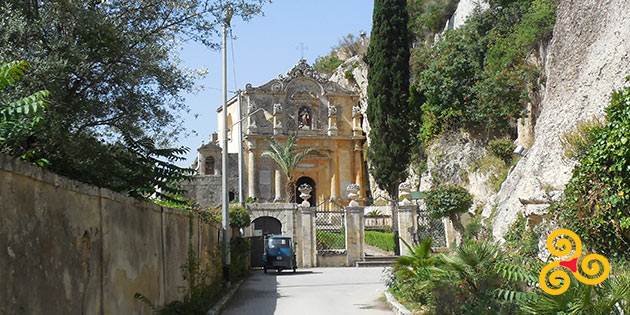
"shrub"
553,83,630,259
209,205,251,229
559,117,604,160
365,231,395,252
313,51,343,77
488,138,515,165
230,237,251,281
424,184,473,219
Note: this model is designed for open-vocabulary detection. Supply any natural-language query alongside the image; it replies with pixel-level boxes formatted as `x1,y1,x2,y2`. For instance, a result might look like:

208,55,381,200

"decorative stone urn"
347,183,360,207
399,182,412,205
298,183,312,207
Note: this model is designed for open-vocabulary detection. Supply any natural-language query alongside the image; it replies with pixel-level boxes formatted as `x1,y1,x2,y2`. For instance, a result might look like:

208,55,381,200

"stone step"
356,255,399,267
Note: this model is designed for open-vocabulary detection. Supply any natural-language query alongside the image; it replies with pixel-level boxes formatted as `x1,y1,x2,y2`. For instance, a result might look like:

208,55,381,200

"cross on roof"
296,42,308,60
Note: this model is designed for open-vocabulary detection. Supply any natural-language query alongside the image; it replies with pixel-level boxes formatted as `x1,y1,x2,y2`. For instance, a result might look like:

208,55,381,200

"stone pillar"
353,141,364,201
247,140,256,199
330,150,339,201
346,206,364,266
300,206,317,267
274,168,283,202
398,205,418,256
398,183,416,256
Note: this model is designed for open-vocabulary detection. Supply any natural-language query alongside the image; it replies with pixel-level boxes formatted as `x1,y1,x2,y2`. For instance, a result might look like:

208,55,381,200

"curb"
206,279,245,315
384,291,412,315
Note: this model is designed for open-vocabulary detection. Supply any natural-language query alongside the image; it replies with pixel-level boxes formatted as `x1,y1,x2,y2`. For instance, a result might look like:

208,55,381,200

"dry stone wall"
0,154,220,315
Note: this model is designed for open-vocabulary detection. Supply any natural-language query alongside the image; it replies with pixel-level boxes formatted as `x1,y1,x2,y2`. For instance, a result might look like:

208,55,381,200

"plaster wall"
0,154,220,315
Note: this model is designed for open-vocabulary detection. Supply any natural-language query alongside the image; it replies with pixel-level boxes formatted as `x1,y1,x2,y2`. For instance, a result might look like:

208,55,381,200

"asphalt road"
221,267,393,315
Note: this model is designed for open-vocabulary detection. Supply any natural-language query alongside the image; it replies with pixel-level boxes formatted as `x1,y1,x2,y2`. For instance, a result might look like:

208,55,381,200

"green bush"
209,205,251,229
313,51,343,77
411,0,558,142
424,184,473,219
365,231,395,252
230,237,251,281
488,138,515,165
553,83,630,259
559,117,604,160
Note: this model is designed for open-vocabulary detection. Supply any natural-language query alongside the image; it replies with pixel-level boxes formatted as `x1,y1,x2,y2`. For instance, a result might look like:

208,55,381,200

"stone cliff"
485,0,630,238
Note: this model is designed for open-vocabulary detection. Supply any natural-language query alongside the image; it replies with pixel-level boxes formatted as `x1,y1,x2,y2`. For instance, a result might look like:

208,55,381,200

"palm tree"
261,134,318,203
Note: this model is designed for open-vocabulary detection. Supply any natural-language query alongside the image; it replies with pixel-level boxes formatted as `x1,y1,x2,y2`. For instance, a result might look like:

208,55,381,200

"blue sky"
176,0,374,167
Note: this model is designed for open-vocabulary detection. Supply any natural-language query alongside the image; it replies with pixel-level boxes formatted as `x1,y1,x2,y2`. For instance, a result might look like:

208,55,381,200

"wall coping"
0,153,193,218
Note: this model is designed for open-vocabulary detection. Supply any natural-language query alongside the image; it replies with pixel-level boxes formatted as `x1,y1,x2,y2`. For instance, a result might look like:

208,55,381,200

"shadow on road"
222,271,278,315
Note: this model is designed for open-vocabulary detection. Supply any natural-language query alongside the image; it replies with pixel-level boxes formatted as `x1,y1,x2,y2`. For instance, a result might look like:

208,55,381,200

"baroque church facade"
186,60,368,209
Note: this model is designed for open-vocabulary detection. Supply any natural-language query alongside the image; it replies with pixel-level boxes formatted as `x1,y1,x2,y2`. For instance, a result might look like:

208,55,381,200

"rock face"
443,0,489,31
484,0,630,238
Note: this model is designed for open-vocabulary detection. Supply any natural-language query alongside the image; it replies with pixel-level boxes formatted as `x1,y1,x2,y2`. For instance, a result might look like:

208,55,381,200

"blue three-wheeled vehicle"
263,235,297,274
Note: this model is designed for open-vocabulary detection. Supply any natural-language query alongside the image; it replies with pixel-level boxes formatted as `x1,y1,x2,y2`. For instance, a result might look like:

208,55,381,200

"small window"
205,157,215,175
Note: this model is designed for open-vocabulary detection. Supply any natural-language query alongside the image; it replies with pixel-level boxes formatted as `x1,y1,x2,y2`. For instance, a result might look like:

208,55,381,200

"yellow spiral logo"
539,229,610,295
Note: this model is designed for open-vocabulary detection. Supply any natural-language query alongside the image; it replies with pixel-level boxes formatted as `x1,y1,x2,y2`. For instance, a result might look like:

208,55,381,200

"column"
398,205,418,256
330,150,339,201
300,206,316,267
345,206,364,266
247,140,256,199
353,141,364,201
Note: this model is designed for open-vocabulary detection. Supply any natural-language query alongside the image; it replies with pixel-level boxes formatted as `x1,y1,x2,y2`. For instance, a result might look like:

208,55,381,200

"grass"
316,230,345,249
365,231,395,252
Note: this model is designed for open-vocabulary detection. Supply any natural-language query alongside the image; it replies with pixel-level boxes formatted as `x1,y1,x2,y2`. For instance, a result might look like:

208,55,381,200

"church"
186,60,368,210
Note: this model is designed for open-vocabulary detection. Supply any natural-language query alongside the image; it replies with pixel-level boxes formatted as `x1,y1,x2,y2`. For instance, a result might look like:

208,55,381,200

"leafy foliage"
261,134,318,202
559,117,604,161
424,184,472,219
313,52,344,77
0,60,49,166
408,0,460,41
488,138,515,165
0,0,267,200
208,205,251,229
411,0,558,142
553,83,630,259
365,230,395,252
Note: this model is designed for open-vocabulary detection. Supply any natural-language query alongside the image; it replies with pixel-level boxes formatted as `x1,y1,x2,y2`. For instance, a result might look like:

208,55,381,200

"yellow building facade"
207,60,367,208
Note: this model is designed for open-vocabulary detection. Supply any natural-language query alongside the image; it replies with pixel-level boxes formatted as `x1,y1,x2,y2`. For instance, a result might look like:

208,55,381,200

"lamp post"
221,7,233,284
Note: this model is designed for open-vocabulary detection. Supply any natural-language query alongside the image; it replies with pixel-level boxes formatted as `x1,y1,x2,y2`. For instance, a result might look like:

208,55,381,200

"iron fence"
315,209,346,253
416,208,446,247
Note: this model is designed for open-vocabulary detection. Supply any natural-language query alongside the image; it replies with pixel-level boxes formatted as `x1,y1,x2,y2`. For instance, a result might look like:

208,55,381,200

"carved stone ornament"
352,105,361,117
298,183,313,207
399,182,413,205
273,103,283,115
347,184,360,207
328,105,338,117
278,59,328,84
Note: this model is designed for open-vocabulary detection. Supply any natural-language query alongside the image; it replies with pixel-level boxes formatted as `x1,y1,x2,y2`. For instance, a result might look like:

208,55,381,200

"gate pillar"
345,206,364,266
398,205,418,256
299,206,316,267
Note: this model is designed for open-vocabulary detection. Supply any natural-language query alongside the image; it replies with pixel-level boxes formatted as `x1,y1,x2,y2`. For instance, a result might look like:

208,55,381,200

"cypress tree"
366,0,411,255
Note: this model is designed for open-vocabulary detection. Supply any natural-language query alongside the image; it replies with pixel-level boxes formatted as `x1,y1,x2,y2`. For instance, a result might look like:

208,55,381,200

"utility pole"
221,7,233,284
237,90,244,206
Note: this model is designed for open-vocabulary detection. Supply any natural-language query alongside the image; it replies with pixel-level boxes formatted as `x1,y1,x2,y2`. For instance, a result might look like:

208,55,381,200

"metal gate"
416,208,446,247
315,207,346,253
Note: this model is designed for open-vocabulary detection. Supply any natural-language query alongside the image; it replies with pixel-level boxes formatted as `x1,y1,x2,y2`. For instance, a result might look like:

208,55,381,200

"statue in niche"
298,106,312,129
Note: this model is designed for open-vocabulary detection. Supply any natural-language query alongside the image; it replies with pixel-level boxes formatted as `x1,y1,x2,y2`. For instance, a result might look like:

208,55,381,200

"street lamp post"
221,8,233,284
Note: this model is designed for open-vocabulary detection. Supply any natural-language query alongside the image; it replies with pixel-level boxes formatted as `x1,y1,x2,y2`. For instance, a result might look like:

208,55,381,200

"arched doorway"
250,216,282,267
295,176,316,206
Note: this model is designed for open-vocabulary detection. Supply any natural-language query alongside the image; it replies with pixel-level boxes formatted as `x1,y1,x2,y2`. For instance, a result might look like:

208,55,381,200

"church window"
205,156,215,175
298,106,312,129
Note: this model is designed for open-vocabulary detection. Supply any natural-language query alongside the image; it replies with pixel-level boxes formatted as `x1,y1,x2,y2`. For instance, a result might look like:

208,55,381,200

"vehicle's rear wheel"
263,266,267,274
277,268,282,274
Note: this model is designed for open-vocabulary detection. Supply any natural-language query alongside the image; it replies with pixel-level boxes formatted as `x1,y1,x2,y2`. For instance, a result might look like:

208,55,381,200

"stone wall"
0,154,220,315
